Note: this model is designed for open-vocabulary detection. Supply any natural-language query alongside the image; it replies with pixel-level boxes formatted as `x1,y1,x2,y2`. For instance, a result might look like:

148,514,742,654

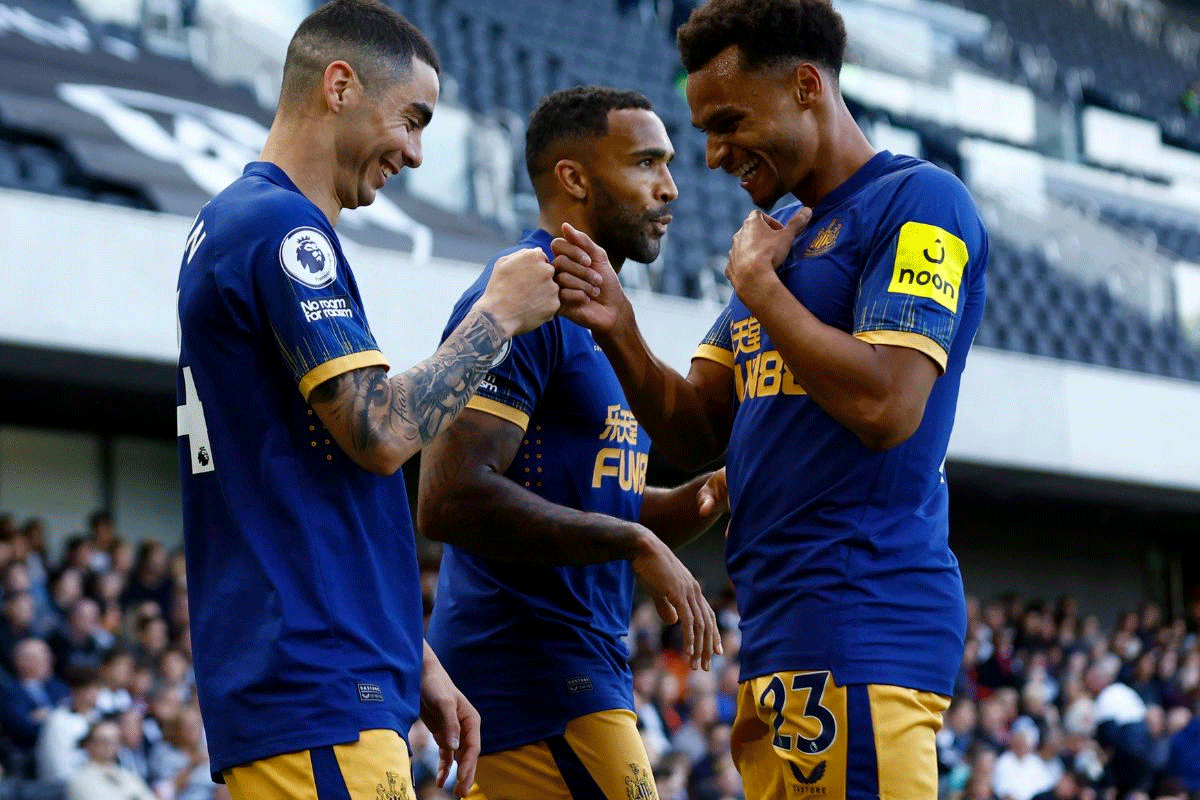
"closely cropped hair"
525,86,652,185
677,0,846,76
280,0,439,105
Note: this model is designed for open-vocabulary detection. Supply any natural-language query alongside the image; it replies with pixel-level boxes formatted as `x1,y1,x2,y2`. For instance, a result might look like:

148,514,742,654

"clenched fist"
477,248,561,337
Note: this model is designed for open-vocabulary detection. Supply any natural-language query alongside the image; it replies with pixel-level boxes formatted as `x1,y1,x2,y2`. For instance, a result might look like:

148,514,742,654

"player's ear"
323,61,360,113
555,159,589,201
791,62,823,111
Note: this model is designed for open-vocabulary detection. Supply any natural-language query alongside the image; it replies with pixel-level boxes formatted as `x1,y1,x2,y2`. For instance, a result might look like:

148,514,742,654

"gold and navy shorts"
465,708,657,800
224,728,413,800
732,671,949,800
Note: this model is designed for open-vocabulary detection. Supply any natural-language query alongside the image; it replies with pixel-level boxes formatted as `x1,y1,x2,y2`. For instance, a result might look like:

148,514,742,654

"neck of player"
539,203,626,274
259,117,343,227
791,99,876,209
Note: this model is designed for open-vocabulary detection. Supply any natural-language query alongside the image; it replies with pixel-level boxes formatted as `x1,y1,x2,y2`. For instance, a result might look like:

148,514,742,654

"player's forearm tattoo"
310,310,506,454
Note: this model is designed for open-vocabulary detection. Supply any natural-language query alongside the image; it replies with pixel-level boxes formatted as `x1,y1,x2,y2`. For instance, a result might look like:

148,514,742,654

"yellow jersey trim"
299,350,390,401
855,330,948,373
466,396,530,432
693,344,735,369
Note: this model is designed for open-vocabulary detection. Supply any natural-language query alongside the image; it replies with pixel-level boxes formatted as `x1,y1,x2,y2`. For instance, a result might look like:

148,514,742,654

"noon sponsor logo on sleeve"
301,295,354,323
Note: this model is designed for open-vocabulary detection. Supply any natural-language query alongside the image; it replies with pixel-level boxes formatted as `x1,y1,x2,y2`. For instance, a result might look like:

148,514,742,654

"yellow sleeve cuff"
692,344,735,369
465,396,531,432
854,330,948,373
298,350,390,401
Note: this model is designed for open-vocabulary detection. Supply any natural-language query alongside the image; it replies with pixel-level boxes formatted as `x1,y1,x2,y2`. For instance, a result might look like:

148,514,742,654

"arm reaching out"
639,468,728,550
552,224,735,470
310,248,560,474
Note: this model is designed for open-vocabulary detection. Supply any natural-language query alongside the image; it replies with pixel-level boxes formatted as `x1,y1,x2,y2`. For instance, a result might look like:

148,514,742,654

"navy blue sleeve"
249,206,388,399
853,167,984,371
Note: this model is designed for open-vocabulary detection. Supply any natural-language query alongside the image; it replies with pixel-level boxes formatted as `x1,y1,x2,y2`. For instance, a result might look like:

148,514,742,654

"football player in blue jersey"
551,0,989,798
175,2,560,799
418,87,726,800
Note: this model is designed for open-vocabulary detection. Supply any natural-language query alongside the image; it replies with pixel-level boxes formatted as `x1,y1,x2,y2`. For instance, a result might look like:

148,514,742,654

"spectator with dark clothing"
59,535,97,578
115,705,153,784
1166,712,1200,793
1030,769,1095,800
85,510,116,573
119,540,172,616
0,589,43,673
940,695,978,790
132,614,169,668
46,597,112,680
48,567,84,626
0,638,68,776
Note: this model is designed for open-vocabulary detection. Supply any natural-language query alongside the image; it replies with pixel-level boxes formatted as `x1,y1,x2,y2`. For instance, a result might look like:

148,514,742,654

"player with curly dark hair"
553,1,990,797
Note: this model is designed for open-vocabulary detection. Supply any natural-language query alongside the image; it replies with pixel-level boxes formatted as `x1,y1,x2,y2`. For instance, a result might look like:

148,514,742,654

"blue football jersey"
425,229,652,755
177,163,423,774
694,152,987,695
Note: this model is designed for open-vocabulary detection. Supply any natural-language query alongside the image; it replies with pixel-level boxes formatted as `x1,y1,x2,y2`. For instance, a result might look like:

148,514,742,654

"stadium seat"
0,142,20,188
14,144,66,192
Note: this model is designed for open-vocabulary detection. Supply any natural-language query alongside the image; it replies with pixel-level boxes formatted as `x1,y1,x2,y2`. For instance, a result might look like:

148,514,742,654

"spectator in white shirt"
994,716,1056,800
67,717,156,800
36,667,102,781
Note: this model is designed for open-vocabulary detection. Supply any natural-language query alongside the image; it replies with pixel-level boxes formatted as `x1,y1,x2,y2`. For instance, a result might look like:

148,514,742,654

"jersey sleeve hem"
854,330,948,373
692,344,735,369
298,350,390,401
466,396,531,432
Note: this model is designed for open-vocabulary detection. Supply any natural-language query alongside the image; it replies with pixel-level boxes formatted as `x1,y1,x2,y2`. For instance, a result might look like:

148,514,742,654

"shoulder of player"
204,176,332,245
442,247,561,341
879,158,975,210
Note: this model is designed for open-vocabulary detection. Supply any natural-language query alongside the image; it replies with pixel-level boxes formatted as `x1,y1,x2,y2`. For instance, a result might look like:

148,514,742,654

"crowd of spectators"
416,552,1200,800
937,594,1200,800
0,511,221,800
7,508,1200,800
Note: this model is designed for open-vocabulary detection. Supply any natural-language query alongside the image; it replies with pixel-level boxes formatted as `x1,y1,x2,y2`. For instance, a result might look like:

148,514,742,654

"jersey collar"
807,150,895,220
523,227,555,259
243,161,304,195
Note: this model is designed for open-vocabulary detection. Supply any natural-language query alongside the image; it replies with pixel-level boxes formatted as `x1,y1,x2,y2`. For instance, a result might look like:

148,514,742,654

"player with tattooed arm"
175,2,559,798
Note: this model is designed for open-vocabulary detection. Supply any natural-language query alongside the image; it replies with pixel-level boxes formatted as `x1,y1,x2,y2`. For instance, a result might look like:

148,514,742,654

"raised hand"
551,223,628,335
726,208,812,305
477,247,561,337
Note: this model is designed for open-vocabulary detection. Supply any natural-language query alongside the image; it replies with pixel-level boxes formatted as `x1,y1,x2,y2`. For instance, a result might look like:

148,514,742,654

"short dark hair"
280,0,439,106
677,0,846,76
525,86,652,188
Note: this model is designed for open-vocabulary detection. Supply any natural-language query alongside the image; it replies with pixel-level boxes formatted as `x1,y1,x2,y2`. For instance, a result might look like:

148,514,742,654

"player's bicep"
417,409,525,534
870,343,940,416
686,357,736,444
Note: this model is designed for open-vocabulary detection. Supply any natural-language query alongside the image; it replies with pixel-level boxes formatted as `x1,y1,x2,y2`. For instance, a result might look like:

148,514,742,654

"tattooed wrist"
307,309,512,466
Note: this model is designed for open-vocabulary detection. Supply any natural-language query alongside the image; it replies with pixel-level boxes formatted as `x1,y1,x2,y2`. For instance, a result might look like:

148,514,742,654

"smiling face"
687,45,818,209
333,57,439,210
584,108,678,266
